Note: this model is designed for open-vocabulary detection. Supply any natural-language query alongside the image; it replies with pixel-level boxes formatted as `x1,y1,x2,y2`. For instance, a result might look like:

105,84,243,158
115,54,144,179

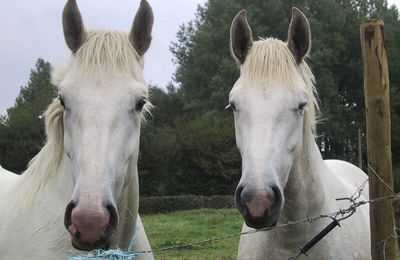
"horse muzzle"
64,201,119,251
235,184,282,229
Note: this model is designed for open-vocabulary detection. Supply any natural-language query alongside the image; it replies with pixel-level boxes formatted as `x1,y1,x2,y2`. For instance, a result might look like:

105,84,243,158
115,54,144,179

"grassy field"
142,208,398,259
141,208,243,259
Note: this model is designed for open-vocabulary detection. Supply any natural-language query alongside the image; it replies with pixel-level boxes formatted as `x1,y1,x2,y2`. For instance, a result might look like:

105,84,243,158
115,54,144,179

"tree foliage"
139,87,240,195
0,59,57,173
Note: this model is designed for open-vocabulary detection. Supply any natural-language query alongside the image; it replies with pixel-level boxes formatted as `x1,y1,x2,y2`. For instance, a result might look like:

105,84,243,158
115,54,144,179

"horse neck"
283,129,328,223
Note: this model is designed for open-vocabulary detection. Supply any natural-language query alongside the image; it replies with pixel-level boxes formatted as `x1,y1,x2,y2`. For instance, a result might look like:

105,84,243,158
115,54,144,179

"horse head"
59,0,153,250
229,8,316,229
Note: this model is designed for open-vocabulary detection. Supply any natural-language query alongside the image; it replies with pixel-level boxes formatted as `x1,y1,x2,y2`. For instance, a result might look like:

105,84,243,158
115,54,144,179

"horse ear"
287,7,311,64
62,0,85,53
129,0,154,56
230,10,253,65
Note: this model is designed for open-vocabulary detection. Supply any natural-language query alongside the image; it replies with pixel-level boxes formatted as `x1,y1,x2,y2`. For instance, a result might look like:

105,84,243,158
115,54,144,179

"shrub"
139,195,234,215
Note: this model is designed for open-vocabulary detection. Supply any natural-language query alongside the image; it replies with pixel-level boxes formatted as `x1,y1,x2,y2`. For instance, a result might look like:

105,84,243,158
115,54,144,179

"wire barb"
132,176,399,258
368,163,395,194
72,170,399,259
133,192,400,256
378,227,400,260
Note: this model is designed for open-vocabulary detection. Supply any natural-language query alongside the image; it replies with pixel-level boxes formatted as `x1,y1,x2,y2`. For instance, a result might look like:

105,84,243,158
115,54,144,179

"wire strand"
135,192,400,255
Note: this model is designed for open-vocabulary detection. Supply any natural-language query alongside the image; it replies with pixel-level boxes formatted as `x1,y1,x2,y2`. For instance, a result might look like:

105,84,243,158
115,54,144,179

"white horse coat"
0,158,152,259
0,1,154,259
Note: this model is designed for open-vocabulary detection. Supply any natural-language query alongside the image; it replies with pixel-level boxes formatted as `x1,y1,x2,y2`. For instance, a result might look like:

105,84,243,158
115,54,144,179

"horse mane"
16,29,148,206
15,100,64,206
241,38,319,135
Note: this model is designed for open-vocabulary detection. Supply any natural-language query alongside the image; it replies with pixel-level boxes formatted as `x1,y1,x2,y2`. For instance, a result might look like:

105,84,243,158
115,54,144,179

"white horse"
228,8,370,259
0,0,154,259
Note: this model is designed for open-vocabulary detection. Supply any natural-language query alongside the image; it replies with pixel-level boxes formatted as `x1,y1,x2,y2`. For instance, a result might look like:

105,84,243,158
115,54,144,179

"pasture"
142,209,242,259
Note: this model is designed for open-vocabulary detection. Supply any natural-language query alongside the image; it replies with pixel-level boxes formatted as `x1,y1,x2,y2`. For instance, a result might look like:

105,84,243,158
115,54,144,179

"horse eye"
297,102,307,111
225,103,236,112
135,98,147,111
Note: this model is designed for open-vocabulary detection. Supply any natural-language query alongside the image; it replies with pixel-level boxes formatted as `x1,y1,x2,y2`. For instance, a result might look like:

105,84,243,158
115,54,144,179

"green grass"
141,208,243,259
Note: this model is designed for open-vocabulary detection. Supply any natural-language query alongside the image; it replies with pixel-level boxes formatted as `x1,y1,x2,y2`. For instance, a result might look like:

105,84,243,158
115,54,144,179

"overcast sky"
0,0,399,115
0,0,207,115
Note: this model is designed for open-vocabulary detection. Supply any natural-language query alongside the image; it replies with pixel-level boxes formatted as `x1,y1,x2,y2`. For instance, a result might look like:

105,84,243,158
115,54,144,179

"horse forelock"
52,29,145,86
241,38,319,135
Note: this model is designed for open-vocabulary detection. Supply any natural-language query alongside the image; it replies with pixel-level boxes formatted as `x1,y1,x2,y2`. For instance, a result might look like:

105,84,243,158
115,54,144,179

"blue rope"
68,227,140,260
68,249,140,260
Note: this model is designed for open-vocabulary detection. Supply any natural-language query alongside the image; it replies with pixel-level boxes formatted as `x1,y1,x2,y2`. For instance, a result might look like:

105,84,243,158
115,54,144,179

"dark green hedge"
139,195,234,215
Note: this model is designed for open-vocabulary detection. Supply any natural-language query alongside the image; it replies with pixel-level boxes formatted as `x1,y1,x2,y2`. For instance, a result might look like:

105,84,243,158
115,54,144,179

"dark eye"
135,98,147,111
225,102,236,112
59,96,65,108
297,102,307,111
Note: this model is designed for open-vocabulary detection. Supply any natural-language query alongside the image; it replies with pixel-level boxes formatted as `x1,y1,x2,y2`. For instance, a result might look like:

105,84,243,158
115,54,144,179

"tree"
139,86,240,196
0,58,57,173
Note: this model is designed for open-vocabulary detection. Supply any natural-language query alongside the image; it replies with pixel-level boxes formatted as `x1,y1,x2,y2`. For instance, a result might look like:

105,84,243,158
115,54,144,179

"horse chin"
71,237,110,251
244,214,279,230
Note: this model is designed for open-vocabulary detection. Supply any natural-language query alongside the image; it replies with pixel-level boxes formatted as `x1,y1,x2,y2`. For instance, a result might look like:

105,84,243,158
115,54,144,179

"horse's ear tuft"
287,7,311,64
62,0,85,53
129,0,154,57
230,10,253,65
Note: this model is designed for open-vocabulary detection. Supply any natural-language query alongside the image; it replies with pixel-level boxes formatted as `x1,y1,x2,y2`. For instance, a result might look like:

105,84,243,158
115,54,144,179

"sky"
0,0,207,115
0,0,399,115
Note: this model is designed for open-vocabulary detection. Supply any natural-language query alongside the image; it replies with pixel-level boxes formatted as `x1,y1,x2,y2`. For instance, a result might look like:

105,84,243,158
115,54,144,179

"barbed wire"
70,168,397,260
367,163,398,260
70,172,400,260
134,185,400,256
368,163,395,194
379,227,400,260
290,178,370,259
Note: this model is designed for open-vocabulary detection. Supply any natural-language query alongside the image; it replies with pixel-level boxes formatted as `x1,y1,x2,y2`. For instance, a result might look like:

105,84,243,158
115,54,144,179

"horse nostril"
235,185,245,209
272,186,278,196
103,204,119,239
271,186,281,204
236,185,257,220
64,201,76,230
75,231,81,240
270,186,282,215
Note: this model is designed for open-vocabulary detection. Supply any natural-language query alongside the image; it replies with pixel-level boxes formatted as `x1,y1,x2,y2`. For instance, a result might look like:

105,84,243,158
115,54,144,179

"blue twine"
68,249,140,260
68,227,140,260
127,227,138,254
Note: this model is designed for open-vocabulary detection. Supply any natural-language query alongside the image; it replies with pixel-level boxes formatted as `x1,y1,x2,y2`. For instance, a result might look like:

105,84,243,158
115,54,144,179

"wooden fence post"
360,19,395,260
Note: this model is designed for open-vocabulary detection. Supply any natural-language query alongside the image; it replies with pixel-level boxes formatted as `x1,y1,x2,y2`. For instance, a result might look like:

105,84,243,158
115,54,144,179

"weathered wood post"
360,19,395,260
